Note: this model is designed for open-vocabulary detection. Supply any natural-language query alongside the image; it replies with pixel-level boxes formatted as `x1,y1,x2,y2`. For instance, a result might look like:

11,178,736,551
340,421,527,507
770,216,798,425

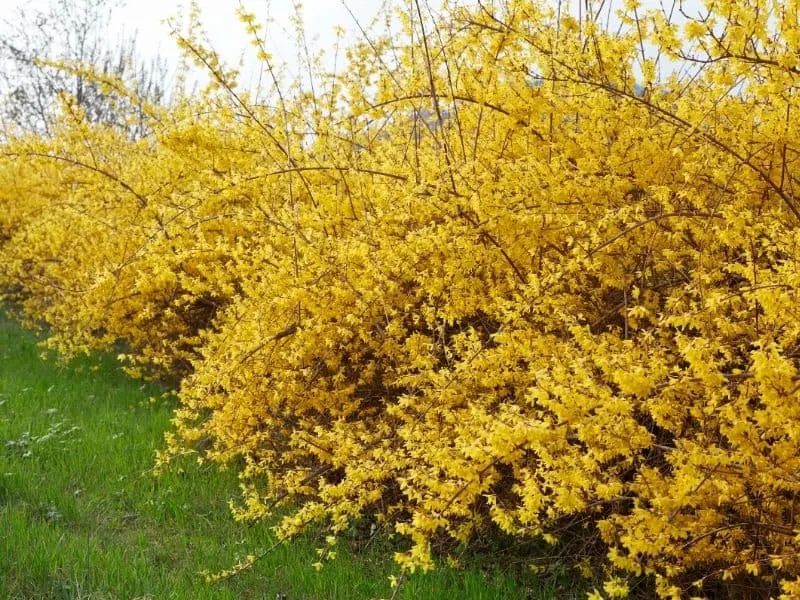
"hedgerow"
3,1,800,597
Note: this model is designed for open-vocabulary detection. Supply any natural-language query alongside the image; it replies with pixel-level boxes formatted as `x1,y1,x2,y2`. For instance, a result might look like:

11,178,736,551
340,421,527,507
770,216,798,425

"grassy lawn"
0,313,570,600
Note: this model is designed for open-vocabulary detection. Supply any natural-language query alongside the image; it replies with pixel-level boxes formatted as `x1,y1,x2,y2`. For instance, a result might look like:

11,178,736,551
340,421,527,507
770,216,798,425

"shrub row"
3,1,800,597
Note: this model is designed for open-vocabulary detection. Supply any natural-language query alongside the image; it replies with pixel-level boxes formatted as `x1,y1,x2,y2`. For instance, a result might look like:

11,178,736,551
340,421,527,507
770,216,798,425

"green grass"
0,312,571,600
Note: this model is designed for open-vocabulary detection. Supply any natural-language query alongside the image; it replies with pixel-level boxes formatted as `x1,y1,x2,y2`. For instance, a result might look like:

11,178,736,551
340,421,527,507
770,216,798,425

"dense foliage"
3,0,800,597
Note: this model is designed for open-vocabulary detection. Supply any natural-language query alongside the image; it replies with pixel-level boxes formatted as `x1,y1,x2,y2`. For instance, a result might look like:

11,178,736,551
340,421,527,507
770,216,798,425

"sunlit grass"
0,312,572,600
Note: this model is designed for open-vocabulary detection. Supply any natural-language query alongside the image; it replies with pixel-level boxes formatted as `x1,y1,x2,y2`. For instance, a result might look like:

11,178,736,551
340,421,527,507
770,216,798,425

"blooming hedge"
3,1,800,597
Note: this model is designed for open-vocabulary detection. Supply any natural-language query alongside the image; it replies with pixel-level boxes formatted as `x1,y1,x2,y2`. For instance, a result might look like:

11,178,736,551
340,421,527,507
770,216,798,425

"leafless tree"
0,0,169,138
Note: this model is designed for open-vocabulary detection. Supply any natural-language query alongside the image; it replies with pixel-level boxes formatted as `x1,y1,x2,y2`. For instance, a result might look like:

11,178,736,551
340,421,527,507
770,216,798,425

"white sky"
4,0,387,92
111,0,384,74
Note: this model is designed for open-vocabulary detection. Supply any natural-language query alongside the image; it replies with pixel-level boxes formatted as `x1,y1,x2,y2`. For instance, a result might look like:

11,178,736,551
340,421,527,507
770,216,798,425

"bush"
3,1,800,597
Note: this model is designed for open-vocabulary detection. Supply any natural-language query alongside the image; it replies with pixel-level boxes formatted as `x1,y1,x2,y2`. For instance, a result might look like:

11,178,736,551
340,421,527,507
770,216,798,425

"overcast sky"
4,0,387,92
111,0,384,71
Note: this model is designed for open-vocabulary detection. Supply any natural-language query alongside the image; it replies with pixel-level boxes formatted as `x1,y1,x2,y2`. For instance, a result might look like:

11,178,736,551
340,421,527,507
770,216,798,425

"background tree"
0,0,169,138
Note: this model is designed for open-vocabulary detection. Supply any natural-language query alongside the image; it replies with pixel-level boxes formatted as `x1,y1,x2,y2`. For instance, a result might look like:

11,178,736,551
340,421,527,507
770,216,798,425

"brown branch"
550,71,800,222
681,521,797,552
588,212,723,257
6,150,148,208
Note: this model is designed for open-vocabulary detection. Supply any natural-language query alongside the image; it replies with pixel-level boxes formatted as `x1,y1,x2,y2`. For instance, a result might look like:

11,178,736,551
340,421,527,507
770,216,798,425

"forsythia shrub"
3,0,800,596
